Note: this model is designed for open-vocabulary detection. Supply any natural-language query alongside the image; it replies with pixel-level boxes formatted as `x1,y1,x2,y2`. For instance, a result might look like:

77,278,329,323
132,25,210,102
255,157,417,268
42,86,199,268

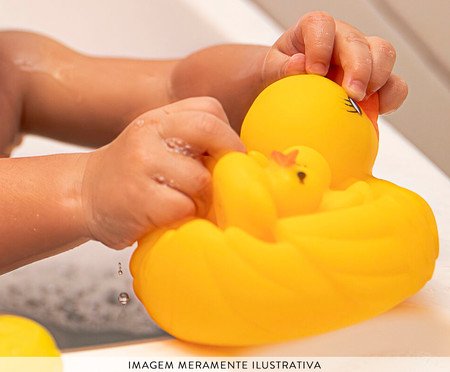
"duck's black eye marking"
297,171,307,184
344,97,362,115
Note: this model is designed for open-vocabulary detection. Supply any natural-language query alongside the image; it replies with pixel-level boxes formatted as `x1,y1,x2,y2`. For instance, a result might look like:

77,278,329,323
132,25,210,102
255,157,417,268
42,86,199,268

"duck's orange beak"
271,150,298,167
359,93,379,138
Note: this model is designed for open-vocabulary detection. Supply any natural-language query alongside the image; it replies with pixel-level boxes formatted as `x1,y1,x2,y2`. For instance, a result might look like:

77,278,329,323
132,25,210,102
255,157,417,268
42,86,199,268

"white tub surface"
1,0,448,357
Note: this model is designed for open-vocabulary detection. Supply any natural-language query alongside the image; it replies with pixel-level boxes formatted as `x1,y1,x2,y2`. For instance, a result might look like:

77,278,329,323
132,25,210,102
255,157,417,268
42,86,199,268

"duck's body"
131,75,438,346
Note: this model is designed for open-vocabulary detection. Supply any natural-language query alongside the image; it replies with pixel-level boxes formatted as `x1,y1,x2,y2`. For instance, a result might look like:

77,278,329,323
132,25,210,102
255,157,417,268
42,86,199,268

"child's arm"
0,153,89,274
0,31,178,148
0,98,245,274
1,12,407,152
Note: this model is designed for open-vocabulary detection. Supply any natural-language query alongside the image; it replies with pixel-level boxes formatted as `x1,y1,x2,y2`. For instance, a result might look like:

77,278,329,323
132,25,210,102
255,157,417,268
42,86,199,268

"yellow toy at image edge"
0,315,60,356
0,315,62,372
131,75,439,346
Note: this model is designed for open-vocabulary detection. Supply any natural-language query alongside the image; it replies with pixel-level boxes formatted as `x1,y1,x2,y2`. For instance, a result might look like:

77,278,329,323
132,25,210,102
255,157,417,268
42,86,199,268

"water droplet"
118,292,130,305
118,262,123,276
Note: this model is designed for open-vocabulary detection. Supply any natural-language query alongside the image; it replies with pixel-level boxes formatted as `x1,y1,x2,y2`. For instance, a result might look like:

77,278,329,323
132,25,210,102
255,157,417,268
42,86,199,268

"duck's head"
241,75,379,188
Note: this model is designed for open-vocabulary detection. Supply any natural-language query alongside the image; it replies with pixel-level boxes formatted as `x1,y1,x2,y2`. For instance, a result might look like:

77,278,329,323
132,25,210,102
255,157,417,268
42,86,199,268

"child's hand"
171,12,407,130
262,11,407,114
81,97,245,249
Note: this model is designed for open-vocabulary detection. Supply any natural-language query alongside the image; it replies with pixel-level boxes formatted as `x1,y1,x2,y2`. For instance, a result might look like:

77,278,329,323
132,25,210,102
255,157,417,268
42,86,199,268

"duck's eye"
297,171,306,184
345,97,362,115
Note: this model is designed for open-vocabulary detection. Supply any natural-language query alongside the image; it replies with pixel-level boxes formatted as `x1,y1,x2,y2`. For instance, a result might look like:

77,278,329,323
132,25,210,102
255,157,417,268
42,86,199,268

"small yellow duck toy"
0,315,60,356
0,314,62,372
131,75,438,346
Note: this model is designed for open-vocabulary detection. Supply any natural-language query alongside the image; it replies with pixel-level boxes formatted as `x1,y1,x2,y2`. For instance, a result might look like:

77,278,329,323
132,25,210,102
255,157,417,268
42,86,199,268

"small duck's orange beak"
271,150,299,167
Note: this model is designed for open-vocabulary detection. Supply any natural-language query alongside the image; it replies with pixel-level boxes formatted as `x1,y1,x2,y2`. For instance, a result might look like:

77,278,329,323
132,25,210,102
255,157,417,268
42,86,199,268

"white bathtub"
0,0,449,357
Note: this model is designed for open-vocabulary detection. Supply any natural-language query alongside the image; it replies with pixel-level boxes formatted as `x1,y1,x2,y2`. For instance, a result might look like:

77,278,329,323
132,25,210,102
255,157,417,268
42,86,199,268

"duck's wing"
212,152,277,241
276,178,438,306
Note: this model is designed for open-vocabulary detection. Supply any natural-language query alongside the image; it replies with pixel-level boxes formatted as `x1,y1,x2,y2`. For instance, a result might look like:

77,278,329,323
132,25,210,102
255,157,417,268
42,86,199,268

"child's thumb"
263,50,306,87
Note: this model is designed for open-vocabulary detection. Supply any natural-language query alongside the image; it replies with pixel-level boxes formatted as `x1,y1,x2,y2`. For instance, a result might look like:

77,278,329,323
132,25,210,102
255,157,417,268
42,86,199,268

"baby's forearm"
1,31,177,147
0,153,89,274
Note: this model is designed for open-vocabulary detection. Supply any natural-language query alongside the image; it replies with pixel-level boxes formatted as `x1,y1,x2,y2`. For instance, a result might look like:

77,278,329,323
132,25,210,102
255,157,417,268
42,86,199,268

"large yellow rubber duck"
131,75,438,346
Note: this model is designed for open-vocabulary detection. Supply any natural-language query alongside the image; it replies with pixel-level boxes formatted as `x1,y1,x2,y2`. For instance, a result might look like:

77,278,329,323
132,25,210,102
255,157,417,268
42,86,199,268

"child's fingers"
157,111,246,158
159,96,230,125
298,11,335,75
148,143,212,199
378,74,408,115
274,11,335,75
157,155,211,197
261,50,306,86
143,181,196,227
333,21,372,101
149,150,212,216
366,36,397,95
